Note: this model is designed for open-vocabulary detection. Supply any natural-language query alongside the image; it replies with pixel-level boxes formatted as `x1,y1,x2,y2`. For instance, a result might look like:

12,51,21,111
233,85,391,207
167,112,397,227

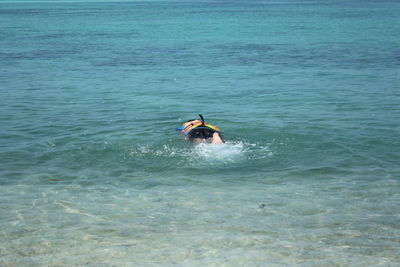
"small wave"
129,144,178,158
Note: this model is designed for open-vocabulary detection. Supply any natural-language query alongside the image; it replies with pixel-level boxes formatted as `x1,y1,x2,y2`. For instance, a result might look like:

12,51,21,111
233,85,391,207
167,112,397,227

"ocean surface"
1,0,399,265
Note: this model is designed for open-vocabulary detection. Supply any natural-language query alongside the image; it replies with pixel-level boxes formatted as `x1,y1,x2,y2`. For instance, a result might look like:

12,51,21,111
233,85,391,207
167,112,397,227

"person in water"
178,115,224,145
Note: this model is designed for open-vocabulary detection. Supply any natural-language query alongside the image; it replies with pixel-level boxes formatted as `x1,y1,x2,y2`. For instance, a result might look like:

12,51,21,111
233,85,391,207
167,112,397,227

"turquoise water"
1,0,400,265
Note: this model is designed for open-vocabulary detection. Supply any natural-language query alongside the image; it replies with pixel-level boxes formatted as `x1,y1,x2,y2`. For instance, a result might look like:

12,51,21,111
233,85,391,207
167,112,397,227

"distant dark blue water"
1,0,399,265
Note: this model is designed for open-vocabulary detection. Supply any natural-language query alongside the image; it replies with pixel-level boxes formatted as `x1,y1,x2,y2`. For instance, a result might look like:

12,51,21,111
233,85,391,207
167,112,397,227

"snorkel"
177,114,224,144
177,114,220,133
199,114,205,126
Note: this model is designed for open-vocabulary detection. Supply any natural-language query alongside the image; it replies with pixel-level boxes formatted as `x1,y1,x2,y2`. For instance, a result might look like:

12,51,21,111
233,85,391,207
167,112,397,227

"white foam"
192,142,245,163
127,140,273,167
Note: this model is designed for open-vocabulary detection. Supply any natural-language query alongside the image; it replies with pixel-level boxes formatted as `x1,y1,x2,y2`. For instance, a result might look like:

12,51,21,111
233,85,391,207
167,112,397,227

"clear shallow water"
1,0,400,265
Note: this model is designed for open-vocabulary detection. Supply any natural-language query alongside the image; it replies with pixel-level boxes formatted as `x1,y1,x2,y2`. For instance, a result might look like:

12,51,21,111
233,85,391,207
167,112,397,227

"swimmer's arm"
212,132,223,144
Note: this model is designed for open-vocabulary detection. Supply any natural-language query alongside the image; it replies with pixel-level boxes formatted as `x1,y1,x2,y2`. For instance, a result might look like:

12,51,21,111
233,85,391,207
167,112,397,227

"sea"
1,0,399,266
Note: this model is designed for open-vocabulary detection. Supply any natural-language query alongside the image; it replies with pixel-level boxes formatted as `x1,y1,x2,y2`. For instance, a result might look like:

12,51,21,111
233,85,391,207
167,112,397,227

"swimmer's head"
178,114,224,144
187,127,215,140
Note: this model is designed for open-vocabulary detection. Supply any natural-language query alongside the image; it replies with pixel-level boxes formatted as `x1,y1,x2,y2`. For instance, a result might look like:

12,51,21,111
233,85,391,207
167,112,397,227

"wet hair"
187,127,216,141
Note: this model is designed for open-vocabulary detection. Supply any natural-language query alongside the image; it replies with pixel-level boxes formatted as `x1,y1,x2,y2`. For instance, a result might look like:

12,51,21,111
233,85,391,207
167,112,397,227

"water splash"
127,140,273,168
191,141,245,163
